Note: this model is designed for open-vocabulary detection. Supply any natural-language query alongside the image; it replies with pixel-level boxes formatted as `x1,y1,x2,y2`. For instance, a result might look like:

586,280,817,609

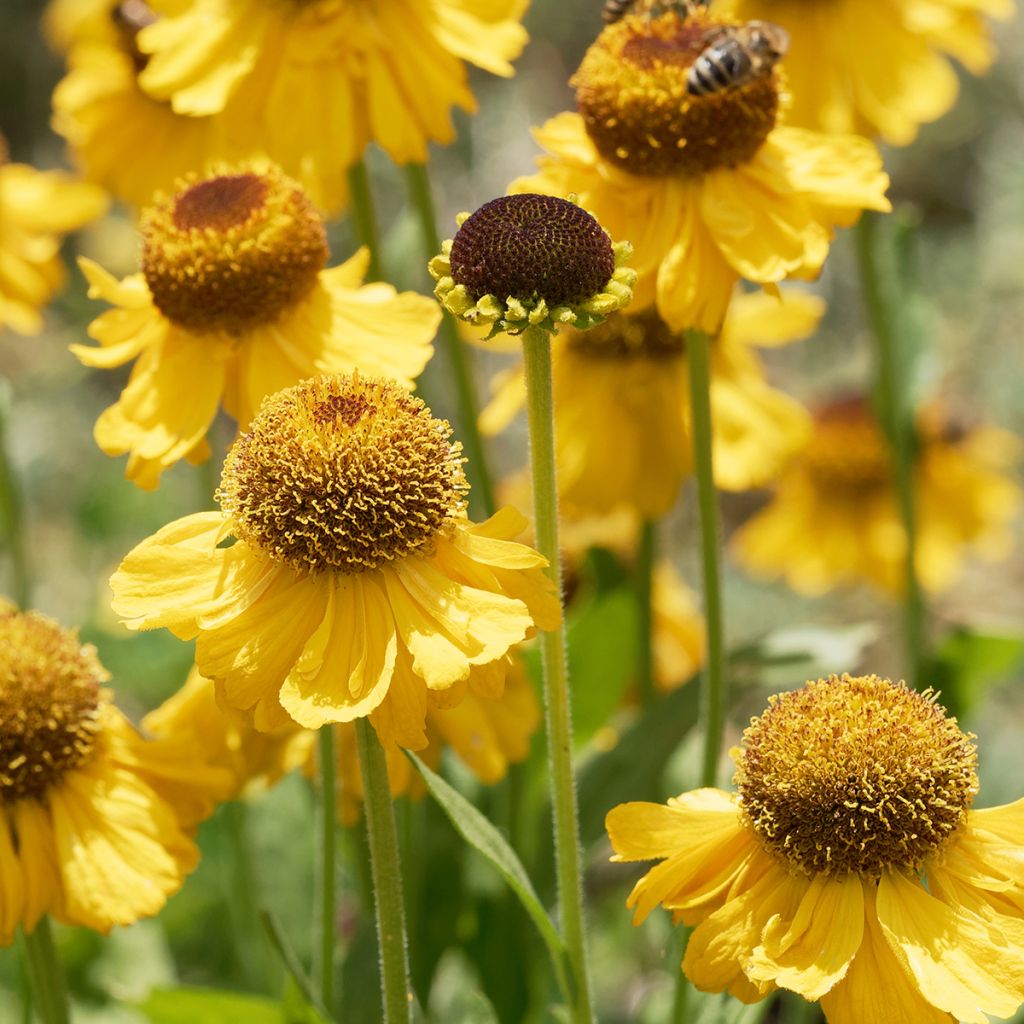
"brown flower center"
735,674,978,878
802,399,892,493
141,165,328,335
0,610,106,803
218,374,470,574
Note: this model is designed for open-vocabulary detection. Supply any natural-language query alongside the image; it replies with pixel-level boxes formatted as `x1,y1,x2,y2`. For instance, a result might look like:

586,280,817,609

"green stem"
347,160,382,282
403,163,496,518
521,325,594,1024
354,719,412,1024
686,330,726,789
635,520,657,707
0,398,31,608
316,726,338,1013
670,927,691,1024
22,919,69,1024
855,213,925,689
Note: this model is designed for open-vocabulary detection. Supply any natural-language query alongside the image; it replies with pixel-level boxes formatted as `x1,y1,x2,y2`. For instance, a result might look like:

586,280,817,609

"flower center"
573,10,780,177
0,610,106,803
448,194,616,307
802,399,891,493
566,308,684,358
218,374,470,574
141,166,328,335
735,674,978,878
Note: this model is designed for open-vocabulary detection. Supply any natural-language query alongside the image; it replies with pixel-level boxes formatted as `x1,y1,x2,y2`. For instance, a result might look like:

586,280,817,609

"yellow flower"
110,374,561,742
143,666,316,800
713,0,1012,145
52,4,243,209
651,563,704,693
133,0,529,213
0,154,106,336
512,8,890,334
72,164,438,489
607,674,1024,1022
0,605,231,942
329,654,539,825
732,397,1022,595
480,290,820,518
43,0,118,52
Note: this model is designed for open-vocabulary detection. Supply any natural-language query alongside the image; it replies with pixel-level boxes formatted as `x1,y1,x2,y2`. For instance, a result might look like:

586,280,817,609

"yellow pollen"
218,374,470,574
573,11,780,177
735,674,978,878
0,610,107,803
566,308,684,358
802,399,891,492
140,165,328,336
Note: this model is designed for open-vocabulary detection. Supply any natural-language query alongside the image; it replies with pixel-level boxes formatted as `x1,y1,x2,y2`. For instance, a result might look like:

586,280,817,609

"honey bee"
686,20,789,96
602,0,697,23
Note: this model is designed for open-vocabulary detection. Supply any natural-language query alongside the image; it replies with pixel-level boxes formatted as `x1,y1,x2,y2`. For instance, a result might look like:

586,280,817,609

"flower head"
513,6,890,333
478,289,819,517
713,0,1012,145
110,373,561,740
732,397,1022,595
0,606,230,942
430,194,635,336
72,162,438,489
606,673,1024,1021
130,0,530,212
0,150,106,336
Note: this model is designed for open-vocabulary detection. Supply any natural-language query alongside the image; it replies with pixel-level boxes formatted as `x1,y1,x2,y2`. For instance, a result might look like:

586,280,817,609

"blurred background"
1,0,1023,1020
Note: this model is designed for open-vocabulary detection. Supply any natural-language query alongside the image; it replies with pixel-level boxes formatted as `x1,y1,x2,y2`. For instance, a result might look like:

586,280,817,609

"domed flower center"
567,308,684,358
448,194,616,307
0,610,106,803
218,374,470,574
802,400,891,493
573,11,780,177
735,674,978,878
141,165,329,336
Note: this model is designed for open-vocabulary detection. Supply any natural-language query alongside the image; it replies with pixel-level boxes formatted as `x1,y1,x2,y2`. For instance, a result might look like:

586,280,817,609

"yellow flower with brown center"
0,148,106,336
478,290,820,518
512,7,891,334
52,1,245,209
732,397,1022,595
110,374,561,740
130,0,529,212
0,604,231,942
713,0,1012,145
73,163,438,489
607,673,1024,1022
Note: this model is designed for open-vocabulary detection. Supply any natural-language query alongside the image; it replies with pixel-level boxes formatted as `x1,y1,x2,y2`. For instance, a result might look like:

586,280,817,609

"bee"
686,20,789,96
602,0,697,23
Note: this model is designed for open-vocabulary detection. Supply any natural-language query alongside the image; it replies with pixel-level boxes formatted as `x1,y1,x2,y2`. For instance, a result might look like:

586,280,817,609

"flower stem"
635,519,657,706
855,213,925,689
22,919,69,1024
353,718,412,1024
347,160,383,282
520,324,594,1024
316,725,338,1013
404,162,496,518
0,395,31,608
685,330,726,789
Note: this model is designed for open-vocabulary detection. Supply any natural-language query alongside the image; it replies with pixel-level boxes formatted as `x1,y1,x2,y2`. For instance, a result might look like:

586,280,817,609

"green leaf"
138,988,282,1024
929,628,1024,715
404,752,571,1003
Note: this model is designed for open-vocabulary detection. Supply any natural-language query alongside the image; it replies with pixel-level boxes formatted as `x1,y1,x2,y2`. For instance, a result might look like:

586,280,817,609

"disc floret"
1,609,107,802
218,374,470,575
428,193,635,337
735,674,978,879
141,163,329,336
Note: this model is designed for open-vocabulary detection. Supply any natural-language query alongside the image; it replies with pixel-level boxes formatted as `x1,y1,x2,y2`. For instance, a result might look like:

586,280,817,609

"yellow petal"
13,799,65,934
